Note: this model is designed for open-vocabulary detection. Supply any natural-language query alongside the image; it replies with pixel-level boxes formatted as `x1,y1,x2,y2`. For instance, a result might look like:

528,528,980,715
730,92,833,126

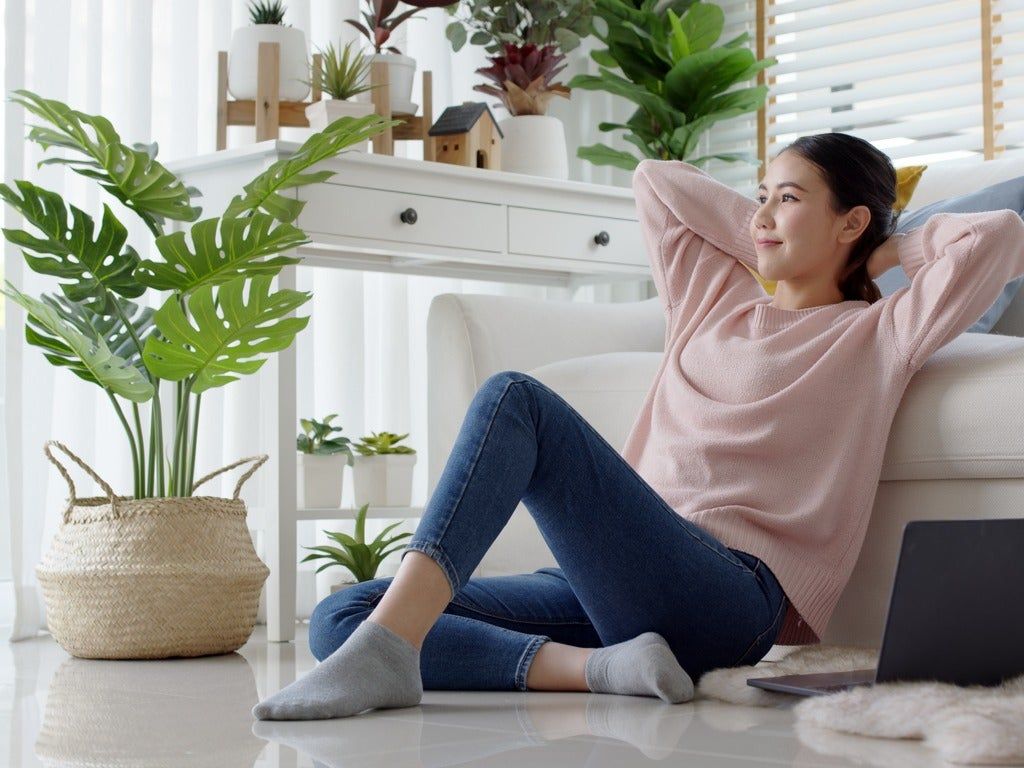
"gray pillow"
874,174,1024,333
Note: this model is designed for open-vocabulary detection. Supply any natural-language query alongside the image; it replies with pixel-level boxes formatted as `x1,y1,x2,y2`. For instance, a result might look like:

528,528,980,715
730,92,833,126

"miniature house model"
428,102,503,170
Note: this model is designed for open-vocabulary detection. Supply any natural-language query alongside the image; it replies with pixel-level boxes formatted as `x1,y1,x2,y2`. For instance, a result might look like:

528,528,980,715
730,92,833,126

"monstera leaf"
43,292,156,370
0,179,144,313
223,113,400,223
135,211,307,294
10,89,201,234
142,274,311,393
1,280,154,402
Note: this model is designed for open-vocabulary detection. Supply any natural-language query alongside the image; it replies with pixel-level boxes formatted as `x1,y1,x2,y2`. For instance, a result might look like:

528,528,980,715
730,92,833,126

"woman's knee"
308,577,393,661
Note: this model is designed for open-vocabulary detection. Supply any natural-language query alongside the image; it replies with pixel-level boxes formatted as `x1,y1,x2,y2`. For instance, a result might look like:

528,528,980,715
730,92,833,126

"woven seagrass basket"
36,440,271,660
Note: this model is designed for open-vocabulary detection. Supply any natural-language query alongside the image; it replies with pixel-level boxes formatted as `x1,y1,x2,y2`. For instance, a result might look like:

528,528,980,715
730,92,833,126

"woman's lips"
757,240,782,247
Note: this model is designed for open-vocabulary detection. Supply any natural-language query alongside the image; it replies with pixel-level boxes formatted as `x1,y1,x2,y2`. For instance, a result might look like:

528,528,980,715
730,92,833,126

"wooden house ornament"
428,102,503,170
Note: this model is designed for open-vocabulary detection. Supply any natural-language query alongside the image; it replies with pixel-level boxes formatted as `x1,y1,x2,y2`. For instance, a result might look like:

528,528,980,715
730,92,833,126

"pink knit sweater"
621,158,1024,645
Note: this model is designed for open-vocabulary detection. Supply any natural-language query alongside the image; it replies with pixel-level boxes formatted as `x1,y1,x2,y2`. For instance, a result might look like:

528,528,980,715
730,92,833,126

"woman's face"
749,151,870,284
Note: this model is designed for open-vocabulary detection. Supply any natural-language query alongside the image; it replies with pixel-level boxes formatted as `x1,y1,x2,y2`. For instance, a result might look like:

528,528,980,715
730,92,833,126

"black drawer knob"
400,207,418,225
594,230,610,246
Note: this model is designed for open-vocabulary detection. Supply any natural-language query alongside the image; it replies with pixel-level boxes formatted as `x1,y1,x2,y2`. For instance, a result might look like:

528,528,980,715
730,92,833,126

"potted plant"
566,0,776,171
346,0,459,115
301,503,413,593
303,39,378,142
350,431,417,507
1,87,396,658
229,0,311,102
297,413,355,508
445,1,595,179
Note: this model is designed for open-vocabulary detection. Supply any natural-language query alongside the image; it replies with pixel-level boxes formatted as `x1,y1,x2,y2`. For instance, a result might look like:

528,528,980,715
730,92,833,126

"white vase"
497,115,569,180
351,454,417,507
354,53,417,115
304,99,376,150
228,24,310,102
297,453,346,508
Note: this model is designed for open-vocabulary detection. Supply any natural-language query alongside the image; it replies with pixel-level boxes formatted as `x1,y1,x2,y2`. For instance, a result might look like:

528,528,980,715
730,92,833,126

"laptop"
747,518,1024,697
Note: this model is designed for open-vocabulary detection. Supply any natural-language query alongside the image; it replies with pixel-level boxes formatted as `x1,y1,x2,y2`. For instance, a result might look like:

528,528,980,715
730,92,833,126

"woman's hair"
779,132,900,304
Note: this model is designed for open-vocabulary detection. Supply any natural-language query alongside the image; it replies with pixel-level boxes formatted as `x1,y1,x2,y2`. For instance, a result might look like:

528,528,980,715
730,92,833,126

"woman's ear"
838,205,871,244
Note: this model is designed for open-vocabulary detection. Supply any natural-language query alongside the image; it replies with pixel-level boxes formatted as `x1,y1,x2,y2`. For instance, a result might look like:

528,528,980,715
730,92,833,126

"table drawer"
298,183,505,252
508,206,644,266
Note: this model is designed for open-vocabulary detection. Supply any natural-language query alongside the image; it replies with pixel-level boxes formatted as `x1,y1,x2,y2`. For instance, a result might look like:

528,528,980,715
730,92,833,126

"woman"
253,132,1024,720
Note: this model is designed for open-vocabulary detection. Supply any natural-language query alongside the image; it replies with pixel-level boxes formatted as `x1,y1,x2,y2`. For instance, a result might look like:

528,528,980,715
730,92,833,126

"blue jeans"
309,371,788,690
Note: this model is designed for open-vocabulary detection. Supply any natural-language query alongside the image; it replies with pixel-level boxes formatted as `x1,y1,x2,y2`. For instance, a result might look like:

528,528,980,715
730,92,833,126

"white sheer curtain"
2,0,650,640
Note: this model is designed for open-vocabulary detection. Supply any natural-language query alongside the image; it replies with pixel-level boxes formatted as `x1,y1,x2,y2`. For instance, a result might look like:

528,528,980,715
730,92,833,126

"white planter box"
297,453,346,508
351,454,417,507
304,99,375,150
228,24,310,102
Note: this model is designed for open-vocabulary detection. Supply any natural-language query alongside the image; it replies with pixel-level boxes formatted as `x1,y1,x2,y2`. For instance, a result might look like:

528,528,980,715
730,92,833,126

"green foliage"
301,504,413,582
346,0,459,56
445,0,594,55
353,431,416,456
297,414,354,460
305,39,377,101
248,0,288,25
567,0,774,170
1,88,397,498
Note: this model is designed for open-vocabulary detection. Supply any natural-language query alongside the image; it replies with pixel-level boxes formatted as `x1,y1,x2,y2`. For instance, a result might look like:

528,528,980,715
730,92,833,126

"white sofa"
426,154,1024,650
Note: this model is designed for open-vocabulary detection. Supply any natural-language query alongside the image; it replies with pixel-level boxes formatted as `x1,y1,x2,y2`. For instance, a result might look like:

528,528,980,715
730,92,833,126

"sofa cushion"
875,173,1024,333
528,334,1024,483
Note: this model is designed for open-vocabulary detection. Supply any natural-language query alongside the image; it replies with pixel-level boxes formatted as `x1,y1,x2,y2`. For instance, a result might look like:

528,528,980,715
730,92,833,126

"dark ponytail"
781,133,901,304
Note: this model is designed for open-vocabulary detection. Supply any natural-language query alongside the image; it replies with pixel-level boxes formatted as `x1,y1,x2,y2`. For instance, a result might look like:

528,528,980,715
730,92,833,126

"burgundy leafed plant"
474,42,571,117
346,0,458,56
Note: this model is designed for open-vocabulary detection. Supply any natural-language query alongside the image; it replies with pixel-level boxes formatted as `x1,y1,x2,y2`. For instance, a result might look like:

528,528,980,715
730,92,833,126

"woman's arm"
633,159,761,313
877,210,1024,370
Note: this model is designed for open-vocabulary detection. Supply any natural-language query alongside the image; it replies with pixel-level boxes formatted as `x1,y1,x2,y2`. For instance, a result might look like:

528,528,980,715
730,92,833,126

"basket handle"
43,440,118,523
191,454,268,500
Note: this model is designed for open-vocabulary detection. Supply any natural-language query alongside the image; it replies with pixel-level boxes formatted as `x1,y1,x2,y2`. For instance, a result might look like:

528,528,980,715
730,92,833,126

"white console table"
167,140,649,642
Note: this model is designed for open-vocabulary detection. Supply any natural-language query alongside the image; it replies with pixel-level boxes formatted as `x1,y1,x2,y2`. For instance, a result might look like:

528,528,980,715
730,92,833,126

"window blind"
698,0,1023,193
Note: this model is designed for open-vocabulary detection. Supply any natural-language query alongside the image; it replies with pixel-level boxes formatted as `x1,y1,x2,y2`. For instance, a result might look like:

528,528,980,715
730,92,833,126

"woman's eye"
756,194,796,203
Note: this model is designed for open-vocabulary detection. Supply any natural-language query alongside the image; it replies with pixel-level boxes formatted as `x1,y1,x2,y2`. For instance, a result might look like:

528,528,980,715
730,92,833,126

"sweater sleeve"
881,209,1024,370
632,158,761,313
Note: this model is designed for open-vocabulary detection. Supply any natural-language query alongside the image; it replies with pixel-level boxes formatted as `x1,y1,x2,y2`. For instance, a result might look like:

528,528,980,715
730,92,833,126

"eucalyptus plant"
1,88,397,499
445,0,594,55
301,503,413,582
567,0,776,170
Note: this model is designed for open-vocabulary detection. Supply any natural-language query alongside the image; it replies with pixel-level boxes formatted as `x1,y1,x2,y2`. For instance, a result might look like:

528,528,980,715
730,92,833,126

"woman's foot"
585,632,695,703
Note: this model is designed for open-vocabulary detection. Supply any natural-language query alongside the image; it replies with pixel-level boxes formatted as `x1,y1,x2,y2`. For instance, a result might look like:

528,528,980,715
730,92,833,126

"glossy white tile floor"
1,623,949,768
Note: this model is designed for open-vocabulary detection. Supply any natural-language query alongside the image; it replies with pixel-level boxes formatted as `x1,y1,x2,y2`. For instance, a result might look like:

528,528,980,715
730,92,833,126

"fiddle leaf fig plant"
301,503,413,582
353,431,416,456
1,87,398,499
297,413,355,460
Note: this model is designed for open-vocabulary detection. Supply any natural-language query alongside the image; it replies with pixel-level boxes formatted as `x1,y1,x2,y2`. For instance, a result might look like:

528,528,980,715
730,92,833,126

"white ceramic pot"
329,580,358,594
354,52,417,115
297,452,346,508
228,24,310,102
304,98,375,150
497,115,569,180
351,454,417,507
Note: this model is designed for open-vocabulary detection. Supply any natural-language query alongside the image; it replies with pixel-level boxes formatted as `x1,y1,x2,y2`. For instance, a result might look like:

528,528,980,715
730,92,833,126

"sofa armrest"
426,293,664,489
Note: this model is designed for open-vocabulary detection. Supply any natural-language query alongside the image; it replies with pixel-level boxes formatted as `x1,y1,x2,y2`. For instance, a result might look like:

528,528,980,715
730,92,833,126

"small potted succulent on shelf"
304,38,378,142
297,414,355,508
346,0,458,116
350,431,417,507
229,0,311,102
301,503,413,593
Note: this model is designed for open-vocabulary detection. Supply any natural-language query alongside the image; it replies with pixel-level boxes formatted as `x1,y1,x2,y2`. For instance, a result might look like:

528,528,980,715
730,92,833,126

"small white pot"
498,115,568,180
354,52,417,115
304,99,376,150
351,454,417,507
297,452,346,508
329,579,359,594
228,24,310,102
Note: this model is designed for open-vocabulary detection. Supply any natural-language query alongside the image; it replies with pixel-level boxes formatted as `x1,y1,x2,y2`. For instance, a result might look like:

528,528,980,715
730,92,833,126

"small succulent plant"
353,431,416,456
474,42,570,116
297,414,355,461
305,39,376,100
346,0,458,56
248,0,288,25
301,503,412,582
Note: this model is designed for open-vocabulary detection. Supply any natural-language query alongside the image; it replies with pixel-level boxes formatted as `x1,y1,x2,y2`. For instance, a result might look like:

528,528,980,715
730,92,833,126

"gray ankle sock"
584,632,694,704
251,619,423,720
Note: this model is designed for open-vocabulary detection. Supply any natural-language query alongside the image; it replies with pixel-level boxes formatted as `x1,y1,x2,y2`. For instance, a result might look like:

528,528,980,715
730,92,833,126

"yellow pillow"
745,165,927,295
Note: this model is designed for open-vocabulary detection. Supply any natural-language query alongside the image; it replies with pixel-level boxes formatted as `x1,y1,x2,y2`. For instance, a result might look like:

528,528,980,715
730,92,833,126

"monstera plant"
1,89,397,499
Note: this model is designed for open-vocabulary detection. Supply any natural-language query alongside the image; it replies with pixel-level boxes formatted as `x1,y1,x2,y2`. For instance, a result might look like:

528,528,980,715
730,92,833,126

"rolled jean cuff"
515,635,550,692
402,540,461,597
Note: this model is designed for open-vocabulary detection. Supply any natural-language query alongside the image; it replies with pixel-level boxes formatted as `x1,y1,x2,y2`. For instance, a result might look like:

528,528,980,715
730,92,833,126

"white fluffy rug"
696,645,1024,766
